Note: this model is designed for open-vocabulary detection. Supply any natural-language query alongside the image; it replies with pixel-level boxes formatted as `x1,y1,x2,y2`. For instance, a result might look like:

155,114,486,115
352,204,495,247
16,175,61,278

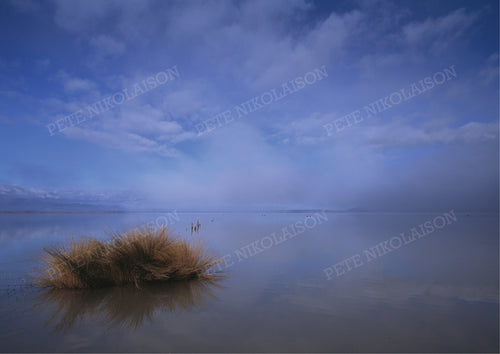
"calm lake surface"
0,212,498,352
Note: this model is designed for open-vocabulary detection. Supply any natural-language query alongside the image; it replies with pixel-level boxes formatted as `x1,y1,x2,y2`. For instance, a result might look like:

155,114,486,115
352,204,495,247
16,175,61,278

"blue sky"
0,0,498,211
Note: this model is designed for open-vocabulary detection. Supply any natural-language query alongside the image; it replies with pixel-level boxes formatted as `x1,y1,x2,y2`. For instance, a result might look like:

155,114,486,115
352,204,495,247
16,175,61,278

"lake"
0,211,498,352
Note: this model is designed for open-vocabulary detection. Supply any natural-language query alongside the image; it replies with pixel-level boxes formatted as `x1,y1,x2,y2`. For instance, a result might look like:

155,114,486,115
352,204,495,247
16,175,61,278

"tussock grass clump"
37,226,221,289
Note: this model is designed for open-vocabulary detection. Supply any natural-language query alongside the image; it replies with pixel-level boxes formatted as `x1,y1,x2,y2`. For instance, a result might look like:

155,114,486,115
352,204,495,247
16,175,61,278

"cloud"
162,0,360,88
55,70,97,93
138,124,304,208
63,126,181,158
56,101,194,157
51,0,118,32
278,112,498,148
478,53,500,86
360,121,498,149
51,0,157,39
403,8,478,53
1,0,497,212
89,35,125,57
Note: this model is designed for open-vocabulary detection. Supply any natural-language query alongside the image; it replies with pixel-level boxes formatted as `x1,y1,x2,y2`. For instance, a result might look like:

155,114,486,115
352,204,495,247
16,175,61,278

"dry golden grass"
36,226,222,289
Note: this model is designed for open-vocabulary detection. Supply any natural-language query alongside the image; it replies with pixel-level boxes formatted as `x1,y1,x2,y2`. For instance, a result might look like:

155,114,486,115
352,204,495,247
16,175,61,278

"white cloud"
63,126,181,157
4,0,496,211
89,35,125,57
55,70,97,93
118,106,183,136
51,0,156,37
361,121,498,149
137,125,303,208
52,0,117,32
57,101,194,157
403,8,478,53
274,109,498,150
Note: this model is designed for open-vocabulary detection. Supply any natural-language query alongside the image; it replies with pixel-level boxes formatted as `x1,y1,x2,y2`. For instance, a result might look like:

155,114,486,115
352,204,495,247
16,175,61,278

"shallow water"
0,212,498,352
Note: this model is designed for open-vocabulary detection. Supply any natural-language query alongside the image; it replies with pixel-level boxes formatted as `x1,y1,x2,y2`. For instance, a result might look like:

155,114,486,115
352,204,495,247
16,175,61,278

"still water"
0,212,498,352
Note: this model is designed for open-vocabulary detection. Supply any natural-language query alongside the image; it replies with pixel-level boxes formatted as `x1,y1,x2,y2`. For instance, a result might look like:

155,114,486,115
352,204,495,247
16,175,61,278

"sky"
0,0,498,211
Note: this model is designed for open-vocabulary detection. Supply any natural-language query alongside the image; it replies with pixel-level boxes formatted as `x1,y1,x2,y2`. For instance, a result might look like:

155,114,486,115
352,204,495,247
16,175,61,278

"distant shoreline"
0,210,128,214
0,210,488,214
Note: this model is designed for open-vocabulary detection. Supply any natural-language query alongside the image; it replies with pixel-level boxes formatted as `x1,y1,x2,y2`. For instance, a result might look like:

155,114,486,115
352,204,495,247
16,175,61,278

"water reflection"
1,212,496,352
32,279,221,332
